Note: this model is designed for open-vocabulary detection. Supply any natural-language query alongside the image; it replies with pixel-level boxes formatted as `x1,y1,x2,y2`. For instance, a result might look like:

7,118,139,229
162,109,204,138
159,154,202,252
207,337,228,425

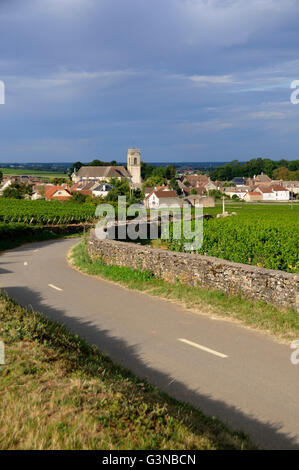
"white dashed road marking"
48,284,63,292
178,338,228,359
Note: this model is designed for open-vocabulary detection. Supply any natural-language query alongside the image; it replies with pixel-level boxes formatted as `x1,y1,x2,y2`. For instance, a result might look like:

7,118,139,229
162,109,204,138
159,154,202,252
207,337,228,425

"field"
0,168,68,178
0,199,95,225
0,199,298,273
165,204,299,273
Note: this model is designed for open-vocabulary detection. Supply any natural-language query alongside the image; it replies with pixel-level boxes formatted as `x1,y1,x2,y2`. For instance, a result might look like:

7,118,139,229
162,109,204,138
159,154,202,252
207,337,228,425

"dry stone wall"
88,231,298,311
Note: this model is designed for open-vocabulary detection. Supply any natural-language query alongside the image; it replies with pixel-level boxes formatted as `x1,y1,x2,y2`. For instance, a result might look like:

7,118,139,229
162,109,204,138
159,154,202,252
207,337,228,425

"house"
245,174,272,188
143,185,169,196
182,174,210,187
244,192,262,202
177,180,190,196
271,185,290,200
256,185,290,201
180,175,218,195
27,182,54,200
256,186,276,201
75,181,98,192
281,181,299,195
232,177,246,186
70,181,100,196
92,183,113,198
221,187,247,199
254,173,272,184
144,187,154,197
44,186,72,201
31,191,43,200
0,179,12,195
70,182,82,192
144,190,181,209
204,181,218,192
72,148,142,188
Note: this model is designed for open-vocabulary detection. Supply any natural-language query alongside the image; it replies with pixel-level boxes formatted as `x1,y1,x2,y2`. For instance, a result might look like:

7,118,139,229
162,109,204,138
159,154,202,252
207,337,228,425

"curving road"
0,238,298,449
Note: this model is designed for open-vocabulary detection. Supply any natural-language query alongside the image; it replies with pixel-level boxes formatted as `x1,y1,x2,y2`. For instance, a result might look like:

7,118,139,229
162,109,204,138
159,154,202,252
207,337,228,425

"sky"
0,0,299,163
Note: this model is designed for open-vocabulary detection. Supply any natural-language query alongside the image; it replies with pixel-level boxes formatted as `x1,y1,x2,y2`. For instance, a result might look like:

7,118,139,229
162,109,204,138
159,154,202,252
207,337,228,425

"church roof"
77,166,130,179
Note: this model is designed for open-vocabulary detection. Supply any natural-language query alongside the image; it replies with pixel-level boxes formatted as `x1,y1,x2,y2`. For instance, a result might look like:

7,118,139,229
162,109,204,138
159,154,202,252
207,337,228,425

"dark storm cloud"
0,0,299,162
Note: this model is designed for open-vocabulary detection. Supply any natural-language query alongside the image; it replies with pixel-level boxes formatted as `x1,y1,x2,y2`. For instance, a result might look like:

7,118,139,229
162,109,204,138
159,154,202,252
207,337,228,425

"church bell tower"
127,148,141,186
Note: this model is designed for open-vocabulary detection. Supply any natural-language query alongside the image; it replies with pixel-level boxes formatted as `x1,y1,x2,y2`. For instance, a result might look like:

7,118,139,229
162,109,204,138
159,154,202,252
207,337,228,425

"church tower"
127,148,141,186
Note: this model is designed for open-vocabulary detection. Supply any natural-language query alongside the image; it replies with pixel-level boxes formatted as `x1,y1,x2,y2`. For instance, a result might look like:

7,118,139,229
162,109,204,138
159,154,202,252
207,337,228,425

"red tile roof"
45,186,72,200
271,185,288,191
153,190,178,198
257,186,273,193
79,190,92,195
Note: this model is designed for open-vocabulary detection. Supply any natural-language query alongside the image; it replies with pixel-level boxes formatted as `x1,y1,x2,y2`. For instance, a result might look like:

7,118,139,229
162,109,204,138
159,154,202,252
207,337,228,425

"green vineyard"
166,205,299,273
0,199,298,273
0,200,95,225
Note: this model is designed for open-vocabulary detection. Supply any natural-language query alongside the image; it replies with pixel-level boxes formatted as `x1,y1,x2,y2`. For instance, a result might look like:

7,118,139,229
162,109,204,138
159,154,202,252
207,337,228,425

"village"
0,149,298,209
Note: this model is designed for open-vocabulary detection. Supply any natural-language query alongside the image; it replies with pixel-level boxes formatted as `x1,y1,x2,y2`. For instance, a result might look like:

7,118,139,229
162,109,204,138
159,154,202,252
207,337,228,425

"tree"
2,182,33,199
143,175,166,188
72,191,89,203
68,161,83,177
129,188,144,204
164,165,176,179
141,162,176,182
106,178,131,202
288,160,299,172
88,159,105,166
141,162,155,181
51,177,69,185
208,189,223,199
169,178,181,195
0,170,3,183
272,167,290,180
88,159,119,167
209,157,298,181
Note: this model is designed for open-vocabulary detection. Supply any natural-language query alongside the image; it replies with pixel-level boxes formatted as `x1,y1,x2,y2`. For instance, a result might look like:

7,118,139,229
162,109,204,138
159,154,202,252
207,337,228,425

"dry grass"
0,295,254,450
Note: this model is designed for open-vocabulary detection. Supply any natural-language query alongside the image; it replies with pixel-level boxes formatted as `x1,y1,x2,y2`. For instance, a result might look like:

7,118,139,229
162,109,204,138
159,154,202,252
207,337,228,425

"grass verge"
70,239,299,343
0,294,254,450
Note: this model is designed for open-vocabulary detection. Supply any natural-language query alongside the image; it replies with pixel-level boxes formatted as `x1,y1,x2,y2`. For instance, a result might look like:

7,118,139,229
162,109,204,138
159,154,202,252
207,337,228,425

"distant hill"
0,161,229,173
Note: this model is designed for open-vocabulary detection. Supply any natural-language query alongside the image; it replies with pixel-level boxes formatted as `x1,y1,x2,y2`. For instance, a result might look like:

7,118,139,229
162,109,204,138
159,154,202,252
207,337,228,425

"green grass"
0,168,68,178
0,294,255,450
203,202,299,217
70,239,299,343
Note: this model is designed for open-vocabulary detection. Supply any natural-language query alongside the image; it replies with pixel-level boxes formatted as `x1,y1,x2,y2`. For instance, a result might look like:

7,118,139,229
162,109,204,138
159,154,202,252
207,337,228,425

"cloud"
188,75,235,85
249,111,286,120
179,120,235,133
1,0,299,162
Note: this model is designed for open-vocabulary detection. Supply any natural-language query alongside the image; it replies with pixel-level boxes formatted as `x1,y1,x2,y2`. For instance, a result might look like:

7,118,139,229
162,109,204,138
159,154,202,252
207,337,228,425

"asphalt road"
0,238,298,449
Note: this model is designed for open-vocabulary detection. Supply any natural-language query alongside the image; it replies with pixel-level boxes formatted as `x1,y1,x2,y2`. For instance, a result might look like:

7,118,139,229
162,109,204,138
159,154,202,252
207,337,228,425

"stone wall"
88,231,299,311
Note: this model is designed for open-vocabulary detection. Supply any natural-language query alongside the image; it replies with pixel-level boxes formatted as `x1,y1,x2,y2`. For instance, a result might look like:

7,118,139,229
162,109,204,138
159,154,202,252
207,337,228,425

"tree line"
209,158,299,181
